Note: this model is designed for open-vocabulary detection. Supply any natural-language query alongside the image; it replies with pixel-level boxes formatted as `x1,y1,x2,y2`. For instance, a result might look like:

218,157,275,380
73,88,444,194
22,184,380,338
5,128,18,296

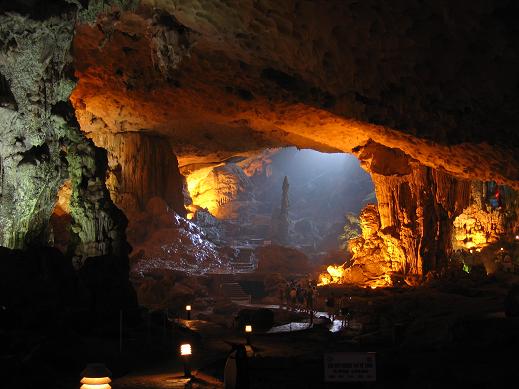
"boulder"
236,308,274,330
505,285,519,318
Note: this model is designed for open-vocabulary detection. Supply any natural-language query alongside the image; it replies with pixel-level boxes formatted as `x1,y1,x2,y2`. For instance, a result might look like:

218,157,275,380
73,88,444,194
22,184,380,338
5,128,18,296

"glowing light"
180,343,192,356
500,247,504,251
245,325,252,333
515,235,519,240
80,364,111,389
185,305,191,311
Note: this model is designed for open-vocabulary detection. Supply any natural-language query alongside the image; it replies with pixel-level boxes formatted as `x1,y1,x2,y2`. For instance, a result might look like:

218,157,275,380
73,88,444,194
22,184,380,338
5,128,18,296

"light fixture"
80,363,112,389
515,235,519,240
180,343,192,356
185,305,191,320
180,343,192,378
500,247,504,251
245,324,252,345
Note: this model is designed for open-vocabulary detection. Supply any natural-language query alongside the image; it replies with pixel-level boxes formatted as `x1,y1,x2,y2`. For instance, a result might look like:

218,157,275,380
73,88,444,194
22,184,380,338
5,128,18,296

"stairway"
221,282,251,304
230,248,257,273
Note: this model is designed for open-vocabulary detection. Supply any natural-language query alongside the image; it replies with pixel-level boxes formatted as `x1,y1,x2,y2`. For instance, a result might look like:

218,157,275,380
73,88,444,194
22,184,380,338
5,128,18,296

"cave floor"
111,273,519,388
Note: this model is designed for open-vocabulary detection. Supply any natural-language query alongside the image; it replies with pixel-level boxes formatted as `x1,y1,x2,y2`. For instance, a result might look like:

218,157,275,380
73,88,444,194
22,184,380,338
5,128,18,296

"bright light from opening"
180,343,192,356
245,325,252,333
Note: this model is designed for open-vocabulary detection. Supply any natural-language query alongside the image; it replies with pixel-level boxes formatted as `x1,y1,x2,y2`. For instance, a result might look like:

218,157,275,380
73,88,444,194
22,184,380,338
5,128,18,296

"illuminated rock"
92,132,186,219
2,1,519,293
453,181,518,250
184,162,253,219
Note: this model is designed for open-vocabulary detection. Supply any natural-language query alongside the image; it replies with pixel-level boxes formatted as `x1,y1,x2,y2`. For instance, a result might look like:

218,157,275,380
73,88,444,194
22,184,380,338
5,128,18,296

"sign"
324,352,376,382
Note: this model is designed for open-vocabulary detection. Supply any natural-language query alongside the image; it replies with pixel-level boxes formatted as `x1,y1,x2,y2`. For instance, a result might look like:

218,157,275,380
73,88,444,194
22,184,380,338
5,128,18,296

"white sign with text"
324,352,376,382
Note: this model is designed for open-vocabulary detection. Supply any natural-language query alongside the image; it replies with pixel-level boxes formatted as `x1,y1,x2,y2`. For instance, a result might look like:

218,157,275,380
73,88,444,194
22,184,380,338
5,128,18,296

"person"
285,283,291,308
326,293,336,321
306,287,314,325
278,285,284,307
306,287,314,311
339,295,352,328
289,285,297,310
224,344,249,389
297,285,305,308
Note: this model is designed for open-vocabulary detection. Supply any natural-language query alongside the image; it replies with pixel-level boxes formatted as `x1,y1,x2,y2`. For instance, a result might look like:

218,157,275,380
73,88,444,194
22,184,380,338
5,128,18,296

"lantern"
180,343,192,356
185,305,192,320
180,343,192,377
80,363,112,389
244,324,252,345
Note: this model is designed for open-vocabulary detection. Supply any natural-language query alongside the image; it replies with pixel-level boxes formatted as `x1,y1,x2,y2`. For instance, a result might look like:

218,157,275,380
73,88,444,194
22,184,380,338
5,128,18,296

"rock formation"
0,3,133,263
92,132,186,217
272,176,290,245
1,0,519,287
453,181,519,250
0,11,74,249
183,162,254,220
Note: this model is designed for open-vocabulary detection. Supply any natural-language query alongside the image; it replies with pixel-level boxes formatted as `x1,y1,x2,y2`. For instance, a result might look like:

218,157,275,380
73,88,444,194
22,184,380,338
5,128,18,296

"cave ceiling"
71,0,519,187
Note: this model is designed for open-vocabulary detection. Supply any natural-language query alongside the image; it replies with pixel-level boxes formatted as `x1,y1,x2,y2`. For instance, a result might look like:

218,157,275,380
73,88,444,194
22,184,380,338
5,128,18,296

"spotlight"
80,363,112,389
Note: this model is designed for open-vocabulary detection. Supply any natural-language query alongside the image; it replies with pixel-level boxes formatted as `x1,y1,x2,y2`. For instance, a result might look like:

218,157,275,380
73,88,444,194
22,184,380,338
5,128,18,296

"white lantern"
80,363,112,389
180,343,192,356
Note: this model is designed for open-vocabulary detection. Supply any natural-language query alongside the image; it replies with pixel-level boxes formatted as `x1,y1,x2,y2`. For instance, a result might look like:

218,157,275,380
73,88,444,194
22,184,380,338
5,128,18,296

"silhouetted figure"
326,293,336,320
224,344,250,389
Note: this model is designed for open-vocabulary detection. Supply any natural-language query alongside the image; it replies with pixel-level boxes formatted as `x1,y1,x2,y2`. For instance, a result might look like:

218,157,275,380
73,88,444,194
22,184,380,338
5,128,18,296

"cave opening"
182,147,375,270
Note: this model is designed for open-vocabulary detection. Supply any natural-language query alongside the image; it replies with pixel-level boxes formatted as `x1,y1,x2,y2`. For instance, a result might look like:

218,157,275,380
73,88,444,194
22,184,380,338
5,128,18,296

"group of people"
280,280,316,312
278,281,353,324
324,292,352,322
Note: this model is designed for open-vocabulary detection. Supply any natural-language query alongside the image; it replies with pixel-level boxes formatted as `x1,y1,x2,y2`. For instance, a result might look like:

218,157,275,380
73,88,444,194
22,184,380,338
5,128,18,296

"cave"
1,1,519,388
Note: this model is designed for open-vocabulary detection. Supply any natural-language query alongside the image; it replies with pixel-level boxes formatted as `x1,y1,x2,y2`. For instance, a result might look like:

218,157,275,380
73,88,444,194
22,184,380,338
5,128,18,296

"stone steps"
221,282,251,304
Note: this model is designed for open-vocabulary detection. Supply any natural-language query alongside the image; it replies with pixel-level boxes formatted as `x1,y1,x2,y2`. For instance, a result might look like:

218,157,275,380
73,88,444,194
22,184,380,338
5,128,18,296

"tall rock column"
65,127,129,268
90,132,186,219
271,176,290,245
354,141,471,281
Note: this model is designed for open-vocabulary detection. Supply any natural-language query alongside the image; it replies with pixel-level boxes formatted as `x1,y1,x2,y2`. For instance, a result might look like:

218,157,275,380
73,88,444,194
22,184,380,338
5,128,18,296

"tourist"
296,285,305,308
289,285,297,310
285,283,291,308
278,285,284,308
326,293,336,321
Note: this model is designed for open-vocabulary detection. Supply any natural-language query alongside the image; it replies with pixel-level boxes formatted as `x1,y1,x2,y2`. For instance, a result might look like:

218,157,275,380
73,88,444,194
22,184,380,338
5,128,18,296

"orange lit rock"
183,162,253,219
90,132,186,219
453,182,519,250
